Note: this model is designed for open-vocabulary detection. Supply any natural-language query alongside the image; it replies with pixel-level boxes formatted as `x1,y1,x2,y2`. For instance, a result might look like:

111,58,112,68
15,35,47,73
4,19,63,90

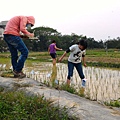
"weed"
0,91,76,120
104,99,120,107
60,83,77,94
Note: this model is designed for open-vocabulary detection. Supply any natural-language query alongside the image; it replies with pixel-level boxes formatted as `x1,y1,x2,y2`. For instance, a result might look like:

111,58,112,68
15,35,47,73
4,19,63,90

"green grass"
60,83,77,94
0,49,120,109
104,100,120,107
86,61,120,69
0,90,76,120
86,49,120,58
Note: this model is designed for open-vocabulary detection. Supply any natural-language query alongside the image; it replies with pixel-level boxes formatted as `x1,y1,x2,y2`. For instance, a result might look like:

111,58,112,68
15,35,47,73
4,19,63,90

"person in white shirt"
59,39,87,87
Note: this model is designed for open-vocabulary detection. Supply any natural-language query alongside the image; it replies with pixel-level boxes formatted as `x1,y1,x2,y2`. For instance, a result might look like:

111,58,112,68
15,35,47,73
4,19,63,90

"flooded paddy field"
24,62,120,103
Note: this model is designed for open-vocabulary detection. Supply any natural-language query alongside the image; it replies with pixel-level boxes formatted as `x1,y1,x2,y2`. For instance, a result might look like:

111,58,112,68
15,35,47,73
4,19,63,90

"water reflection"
24,62,120,102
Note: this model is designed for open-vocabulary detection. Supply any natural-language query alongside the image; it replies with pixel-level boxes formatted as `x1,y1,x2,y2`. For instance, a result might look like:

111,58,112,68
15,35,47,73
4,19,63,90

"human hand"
83,63,87,67
29,33,34,38
28,33,38,40
20,35,29,39
58,57,62,62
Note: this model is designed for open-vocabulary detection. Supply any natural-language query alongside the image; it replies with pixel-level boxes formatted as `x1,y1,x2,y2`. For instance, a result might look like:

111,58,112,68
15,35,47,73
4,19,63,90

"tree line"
0,26,120,52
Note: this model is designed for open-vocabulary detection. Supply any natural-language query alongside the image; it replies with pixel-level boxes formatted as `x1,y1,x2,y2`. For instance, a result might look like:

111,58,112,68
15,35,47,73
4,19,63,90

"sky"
0,0,120,41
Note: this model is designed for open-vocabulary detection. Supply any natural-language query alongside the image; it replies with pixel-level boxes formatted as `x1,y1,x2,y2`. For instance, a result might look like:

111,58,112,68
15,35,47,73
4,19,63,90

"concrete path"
0,77,120,120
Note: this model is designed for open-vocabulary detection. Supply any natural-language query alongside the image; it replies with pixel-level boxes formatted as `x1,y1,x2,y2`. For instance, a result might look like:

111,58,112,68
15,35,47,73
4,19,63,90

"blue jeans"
4,34,29,72
67,61,85,80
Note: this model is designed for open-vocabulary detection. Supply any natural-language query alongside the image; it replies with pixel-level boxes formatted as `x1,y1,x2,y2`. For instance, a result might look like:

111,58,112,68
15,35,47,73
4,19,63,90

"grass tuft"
0,91,76,120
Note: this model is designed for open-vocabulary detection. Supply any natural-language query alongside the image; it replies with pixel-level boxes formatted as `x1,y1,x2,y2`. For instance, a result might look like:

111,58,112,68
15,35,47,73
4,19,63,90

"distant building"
0,21,8,39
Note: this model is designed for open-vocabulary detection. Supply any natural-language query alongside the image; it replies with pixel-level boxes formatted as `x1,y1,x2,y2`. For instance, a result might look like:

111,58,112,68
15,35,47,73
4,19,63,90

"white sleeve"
82,50,86,55
69,45,76,52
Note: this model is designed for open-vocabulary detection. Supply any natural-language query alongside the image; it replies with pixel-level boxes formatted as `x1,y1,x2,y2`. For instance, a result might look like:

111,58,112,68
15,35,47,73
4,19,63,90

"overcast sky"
0,0,120,41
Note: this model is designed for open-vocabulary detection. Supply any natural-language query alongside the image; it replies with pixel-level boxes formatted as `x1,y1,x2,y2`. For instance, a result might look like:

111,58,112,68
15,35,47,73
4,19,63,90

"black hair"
52,40,56,43
79,39,87,49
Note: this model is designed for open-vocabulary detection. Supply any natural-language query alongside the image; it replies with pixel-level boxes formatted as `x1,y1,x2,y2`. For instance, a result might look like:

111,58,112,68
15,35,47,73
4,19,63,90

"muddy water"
24,62,120,102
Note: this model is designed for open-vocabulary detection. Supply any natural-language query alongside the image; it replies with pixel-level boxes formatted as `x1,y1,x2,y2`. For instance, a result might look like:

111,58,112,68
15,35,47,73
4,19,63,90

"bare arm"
58,51,67,62
48,47,50,54
82,56,87,67
55,45,62,51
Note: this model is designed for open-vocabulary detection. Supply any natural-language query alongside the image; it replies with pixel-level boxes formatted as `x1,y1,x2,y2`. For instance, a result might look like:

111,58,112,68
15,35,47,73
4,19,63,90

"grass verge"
0,91,76,120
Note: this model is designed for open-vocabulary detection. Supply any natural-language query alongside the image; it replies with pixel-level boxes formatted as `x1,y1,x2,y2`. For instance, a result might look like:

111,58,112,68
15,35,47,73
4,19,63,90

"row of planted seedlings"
56,64,120,103
84,67,120,103
24,62,53,84
24,62,120,103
